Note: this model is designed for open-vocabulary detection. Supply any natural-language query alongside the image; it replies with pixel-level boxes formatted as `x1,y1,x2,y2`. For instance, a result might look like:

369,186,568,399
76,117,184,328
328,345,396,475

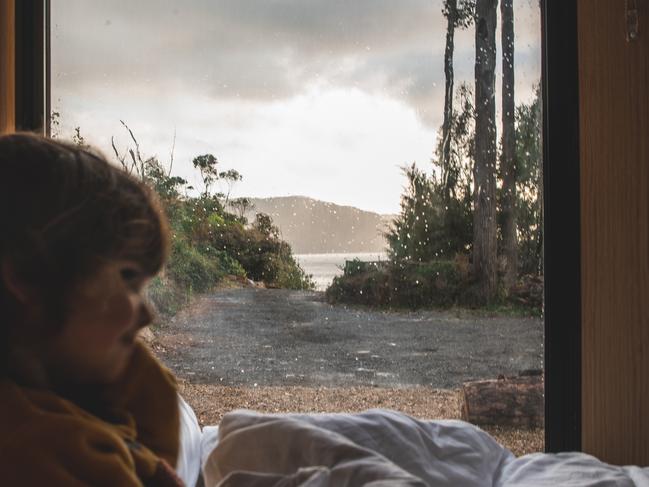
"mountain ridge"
243,195,394,254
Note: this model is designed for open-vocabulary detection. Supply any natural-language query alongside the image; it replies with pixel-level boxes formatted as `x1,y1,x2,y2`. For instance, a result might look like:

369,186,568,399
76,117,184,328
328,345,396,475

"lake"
295,252,388,291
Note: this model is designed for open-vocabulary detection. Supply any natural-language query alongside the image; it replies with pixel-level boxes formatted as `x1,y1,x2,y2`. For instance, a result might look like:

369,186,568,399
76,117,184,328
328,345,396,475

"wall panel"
0,0,15,133
579,0,649,465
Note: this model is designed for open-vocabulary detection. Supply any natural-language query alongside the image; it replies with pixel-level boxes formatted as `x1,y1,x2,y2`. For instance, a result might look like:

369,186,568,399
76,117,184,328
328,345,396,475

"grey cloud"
52,0,540,128
55,0,444,52
53,1,445,94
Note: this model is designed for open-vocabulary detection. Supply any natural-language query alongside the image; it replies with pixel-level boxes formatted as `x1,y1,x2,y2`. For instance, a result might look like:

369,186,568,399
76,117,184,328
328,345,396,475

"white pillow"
176,394,203,487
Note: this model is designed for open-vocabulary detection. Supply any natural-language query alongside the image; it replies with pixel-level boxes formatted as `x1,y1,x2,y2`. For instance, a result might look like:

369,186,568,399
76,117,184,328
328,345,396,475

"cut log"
461,374,544,428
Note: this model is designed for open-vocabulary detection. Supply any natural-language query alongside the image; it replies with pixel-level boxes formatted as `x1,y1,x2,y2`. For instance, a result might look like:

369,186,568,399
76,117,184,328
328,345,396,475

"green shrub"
272,254,315,290
209,220,313,290
326,258,469,309
390,260,464,308
166,238,224,293
343,259,386,276
146,275,187,319
201,246,246,278
97,138,313,320
326,268,391,305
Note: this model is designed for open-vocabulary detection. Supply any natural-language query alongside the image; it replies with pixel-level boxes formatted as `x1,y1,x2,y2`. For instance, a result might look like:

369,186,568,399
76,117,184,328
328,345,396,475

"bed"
176,398,649,487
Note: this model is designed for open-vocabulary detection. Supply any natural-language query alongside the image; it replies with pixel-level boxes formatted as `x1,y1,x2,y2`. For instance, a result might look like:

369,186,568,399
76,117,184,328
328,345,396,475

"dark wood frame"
541,0,581,452
14,0,47,133
17,0,583,453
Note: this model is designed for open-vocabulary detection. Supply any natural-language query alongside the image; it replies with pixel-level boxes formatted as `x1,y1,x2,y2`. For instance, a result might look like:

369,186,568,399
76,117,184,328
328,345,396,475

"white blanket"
182,408,649,487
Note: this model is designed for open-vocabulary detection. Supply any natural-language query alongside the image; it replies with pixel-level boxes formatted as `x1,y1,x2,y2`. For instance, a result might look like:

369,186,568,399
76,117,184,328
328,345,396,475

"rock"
461,374,544,428
509,274,544,308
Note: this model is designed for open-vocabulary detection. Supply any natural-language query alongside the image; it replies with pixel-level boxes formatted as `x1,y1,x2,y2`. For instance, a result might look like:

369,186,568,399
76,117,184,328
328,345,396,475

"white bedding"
178,406,649,487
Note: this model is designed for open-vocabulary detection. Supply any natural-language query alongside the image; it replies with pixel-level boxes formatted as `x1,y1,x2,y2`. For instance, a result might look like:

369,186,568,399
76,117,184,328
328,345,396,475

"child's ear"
1,258,34,303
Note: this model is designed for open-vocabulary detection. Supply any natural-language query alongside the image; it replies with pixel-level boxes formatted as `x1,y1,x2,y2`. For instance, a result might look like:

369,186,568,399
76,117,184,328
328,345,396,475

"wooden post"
0,0,15,134
579,0,649,465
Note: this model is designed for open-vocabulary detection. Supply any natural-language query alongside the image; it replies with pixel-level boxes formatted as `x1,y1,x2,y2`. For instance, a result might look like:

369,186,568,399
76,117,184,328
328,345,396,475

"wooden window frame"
14,0,583,453
11,0,48,133
541,0,581,452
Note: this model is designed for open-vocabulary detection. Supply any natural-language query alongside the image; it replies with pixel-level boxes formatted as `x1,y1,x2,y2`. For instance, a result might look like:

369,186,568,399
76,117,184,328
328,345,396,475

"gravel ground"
176,381,544,457
155,288,543,388
152,287,545,456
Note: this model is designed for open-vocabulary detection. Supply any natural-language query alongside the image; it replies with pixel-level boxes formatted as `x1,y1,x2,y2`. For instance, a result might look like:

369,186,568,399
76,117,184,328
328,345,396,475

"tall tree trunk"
473,0,498,303
441,0,457,202
535,95,544,276
500,0,518,291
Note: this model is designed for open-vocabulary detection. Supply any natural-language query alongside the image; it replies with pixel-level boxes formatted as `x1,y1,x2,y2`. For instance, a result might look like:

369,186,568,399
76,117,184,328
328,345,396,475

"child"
0,133,185,486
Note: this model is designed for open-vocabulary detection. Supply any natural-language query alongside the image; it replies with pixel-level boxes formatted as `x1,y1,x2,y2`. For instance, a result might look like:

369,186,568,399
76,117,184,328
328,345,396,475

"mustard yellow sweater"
0,343,183,486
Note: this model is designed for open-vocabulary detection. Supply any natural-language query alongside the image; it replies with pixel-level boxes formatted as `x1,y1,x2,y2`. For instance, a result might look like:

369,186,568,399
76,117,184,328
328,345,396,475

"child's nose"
137,302,153,329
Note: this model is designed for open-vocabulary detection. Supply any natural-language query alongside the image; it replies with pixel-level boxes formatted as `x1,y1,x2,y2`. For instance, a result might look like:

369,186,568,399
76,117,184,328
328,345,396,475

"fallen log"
461,374,544,428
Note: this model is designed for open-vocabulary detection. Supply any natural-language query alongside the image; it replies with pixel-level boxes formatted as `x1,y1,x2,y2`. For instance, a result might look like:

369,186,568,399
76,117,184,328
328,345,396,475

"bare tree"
192,154,219,198
220,169,243,206
168,126,176,177
229,197,254,220
111,136,129,173
500,0,518,292
440,0,475,202
473,0,499,303
119,120,145,179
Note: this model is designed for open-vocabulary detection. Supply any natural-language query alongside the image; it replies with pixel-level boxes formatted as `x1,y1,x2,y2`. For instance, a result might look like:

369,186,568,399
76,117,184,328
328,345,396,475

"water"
295,252,388,291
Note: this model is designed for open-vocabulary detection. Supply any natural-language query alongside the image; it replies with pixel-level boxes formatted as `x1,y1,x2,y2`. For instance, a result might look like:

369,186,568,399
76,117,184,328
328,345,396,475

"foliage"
513,88,543,275
342,259,385,277
333,88,542,312
219,168,243,205
386,165,448,262
71,121,315,316
387,85,475,266
166,237,241,293
326,258,472,309
252,212,280,240
496,88,543,275
229,197,254,219
164,200,312,297
192,154,219,197
146,275,186,318
50,111,61,138
72,127,88,148
440,84,475,204
442,0,476,29
144,156,188,200
209,213,313,289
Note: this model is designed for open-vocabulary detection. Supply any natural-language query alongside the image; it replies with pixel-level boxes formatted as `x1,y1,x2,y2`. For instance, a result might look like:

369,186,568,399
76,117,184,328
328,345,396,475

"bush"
100,134,312,320
166,238,224,293
391,260,464,308
272,254,315,290
201,246,247,278
210,220,313,290
387,165,472,264
326,268,391,306
343,258,386,276
146,275,187,319
326,258,470,309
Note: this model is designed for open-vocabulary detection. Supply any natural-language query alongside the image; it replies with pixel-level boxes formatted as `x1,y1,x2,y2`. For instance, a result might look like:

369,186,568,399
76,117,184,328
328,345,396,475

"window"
24,0,575,454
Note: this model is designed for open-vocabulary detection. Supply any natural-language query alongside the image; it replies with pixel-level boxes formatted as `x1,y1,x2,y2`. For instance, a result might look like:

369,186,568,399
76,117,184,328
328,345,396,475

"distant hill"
243,196,394,254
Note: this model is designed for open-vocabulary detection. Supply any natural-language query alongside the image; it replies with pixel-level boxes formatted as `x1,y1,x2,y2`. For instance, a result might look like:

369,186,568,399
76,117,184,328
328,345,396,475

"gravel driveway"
156,288,543,389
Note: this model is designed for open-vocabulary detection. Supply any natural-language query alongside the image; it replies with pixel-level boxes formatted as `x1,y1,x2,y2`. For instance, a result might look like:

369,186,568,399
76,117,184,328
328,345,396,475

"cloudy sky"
51,0,541,214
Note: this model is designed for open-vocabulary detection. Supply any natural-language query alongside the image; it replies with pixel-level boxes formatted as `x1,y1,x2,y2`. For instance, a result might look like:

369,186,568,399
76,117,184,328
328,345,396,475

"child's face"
44,259,153,385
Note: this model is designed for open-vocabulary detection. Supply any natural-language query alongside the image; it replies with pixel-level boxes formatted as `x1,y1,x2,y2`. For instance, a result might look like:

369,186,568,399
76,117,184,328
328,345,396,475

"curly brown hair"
0,133,170,373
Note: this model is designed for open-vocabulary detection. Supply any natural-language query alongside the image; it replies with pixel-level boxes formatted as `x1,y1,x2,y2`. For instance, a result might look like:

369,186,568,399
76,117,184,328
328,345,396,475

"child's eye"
120,268,141,281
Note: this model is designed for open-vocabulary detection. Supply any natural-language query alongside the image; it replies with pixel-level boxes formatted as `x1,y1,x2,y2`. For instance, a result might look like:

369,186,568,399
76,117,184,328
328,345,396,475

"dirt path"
155,288,543,388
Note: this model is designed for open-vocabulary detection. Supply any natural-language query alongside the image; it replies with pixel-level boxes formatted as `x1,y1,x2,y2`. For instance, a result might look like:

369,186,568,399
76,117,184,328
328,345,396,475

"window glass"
52,0,544,455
